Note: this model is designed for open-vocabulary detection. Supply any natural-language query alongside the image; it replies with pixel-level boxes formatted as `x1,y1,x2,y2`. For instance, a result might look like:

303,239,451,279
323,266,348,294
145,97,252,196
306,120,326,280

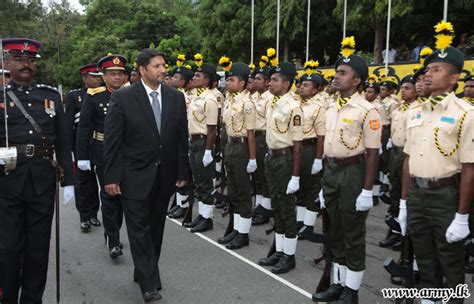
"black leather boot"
191,218,213,233
312,284,344,302
258,252,283,266
217,230,238,244
183,215,203,228
271,254,295,274
226,233,249,250
336,286,358,304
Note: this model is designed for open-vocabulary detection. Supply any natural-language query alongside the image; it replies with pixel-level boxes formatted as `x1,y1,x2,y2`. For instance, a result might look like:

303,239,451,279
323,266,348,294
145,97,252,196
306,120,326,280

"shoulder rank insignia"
87,86,106,96
293,115,301,126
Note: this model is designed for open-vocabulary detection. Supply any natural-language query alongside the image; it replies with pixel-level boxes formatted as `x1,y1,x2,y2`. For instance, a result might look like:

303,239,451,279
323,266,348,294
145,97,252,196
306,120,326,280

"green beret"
423,47,464,73
364,82,380,93
335,55,368,82
300,73,323,87
413,67,426,81
269,62,297,79
225,62,250,79
381,80,398,90
253,67,271,78
401,75,416,85
174,66,194,82
196,62,217,78
464,74,473,82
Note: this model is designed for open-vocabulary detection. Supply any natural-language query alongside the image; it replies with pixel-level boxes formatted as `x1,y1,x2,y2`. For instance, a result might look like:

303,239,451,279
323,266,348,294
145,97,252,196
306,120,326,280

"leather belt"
255,130,266,137
324,154,365,167
382,125,390,129
302,137,317,146
190,134,206,140
15,144,54,158
228,136,248,144
409,175,457,189
93,131,104,142
392,145,404,153
267,147,292,157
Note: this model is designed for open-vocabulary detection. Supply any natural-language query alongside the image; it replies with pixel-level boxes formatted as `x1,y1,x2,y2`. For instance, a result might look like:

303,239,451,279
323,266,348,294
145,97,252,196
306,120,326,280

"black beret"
225,62,250,79
300,73,323,87
335,55,368,82
423,47,464,73
269,62,297,79
196,63,217,79
401,75,416,85
174,66,194,82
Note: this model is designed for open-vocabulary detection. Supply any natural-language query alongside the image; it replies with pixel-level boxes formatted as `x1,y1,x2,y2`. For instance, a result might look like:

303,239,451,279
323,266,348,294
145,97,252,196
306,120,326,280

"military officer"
184,61,219,233
399,24,474,304
64,63,102,232
295,69,326,239
0,38,74,303
250,63,273,226
76,54,127,259
312,37,381,303
257,61,303,274
216,62,256,249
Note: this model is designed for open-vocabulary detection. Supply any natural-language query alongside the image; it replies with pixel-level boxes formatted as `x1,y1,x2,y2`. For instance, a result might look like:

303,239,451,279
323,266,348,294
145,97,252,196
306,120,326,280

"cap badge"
23,42,30,51
438,52,448,59
275,67,281,72
343,58,351,63
113,57,121,65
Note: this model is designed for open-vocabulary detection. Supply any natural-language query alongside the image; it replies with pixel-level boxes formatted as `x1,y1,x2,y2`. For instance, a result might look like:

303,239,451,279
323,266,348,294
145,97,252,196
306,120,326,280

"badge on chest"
44,99,56,117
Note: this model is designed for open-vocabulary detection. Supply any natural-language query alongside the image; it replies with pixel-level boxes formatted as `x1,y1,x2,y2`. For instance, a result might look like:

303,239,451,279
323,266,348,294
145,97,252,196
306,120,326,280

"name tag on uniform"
412,113,421,120
440,116,455,124
342,118,353,124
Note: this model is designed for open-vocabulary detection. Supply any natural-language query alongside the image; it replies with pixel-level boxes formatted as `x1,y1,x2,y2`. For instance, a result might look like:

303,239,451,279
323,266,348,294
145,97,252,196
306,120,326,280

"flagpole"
305,0,311,62
276,0,280,59
384,0,392,74
251,0,254,64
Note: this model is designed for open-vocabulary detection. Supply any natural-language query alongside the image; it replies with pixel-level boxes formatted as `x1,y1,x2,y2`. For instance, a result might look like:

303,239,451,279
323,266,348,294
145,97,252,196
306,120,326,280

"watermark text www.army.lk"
382,284,471,303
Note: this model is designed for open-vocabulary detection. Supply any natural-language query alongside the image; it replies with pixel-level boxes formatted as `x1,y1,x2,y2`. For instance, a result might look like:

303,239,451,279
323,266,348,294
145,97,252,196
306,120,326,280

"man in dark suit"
103,48,189,303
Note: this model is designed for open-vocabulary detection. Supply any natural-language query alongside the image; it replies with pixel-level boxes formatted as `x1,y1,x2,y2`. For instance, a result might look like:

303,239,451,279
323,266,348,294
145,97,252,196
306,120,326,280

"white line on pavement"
168,218,313,300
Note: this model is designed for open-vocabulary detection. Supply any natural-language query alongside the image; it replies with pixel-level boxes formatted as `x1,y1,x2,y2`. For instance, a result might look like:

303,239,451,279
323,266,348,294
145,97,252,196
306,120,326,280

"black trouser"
387,146,404,217
121,169,169,293
0,173,55,304
74,164,100,222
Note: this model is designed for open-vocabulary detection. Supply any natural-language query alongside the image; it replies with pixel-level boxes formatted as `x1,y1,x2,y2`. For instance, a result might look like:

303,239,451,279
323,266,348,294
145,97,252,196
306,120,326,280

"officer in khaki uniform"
184,62,219,233
257,62,303,274
295,71,326,238
399,35,474,304
216,62,257,249
251,64,274,226
313,37,381,304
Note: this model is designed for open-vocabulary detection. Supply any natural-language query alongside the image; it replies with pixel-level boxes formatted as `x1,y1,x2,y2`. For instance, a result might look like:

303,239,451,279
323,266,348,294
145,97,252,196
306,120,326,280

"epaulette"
87,86,106,96
69,88,82,93
35,84,59,92
454,96,474,112
360,98,377,112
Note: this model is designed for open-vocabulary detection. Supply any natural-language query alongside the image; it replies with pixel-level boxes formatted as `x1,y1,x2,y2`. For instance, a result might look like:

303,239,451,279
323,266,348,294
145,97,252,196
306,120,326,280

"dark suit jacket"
103,82,189,201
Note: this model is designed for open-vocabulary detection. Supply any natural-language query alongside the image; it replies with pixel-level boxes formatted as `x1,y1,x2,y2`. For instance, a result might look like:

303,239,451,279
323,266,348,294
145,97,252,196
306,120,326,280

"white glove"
398,199,407,236
311,158,323,175
0,159,5,165
355,189,373,211
77,160,91,171
202,150,213,167
379,147,383,155
286,176,300,194
63,186,75,205
446,213,470,243
386,138,393,149
319,190,326,209
246,159,257,173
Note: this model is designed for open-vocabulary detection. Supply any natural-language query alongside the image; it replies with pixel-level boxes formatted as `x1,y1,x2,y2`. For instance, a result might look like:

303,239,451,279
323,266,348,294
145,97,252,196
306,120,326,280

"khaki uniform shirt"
266,91,303,149
188,88,219,135
324,93,381,157
301,95,326,139
376,95,398,125
252,90,273,131
223,90,256,137
404,93,474,178
212,87,225,109
178,88,191,109
390,102,413,147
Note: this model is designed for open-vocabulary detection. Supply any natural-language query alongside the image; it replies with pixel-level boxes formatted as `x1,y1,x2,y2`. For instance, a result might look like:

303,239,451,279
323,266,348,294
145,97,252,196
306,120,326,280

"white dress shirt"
141,79,162,109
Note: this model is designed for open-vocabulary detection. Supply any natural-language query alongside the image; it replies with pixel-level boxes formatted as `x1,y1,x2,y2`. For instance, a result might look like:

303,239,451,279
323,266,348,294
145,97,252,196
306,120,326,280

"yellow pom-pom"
433,21,454,51
434,21,454,35
185,64,192,70
419,47,433,65
367,74,377,84
165,64,169,72
378,73,387,82
413,64,421,73
194,53,203,67
132,62,137,68
259,55,269,68
270,57,279,67
340,36,356,58
219,56,232,72
304,60,319,76
107,52,113,56
325,72,335,82
267,48,276,59
249,64,256,72
435,34,453,51
176,54,186,67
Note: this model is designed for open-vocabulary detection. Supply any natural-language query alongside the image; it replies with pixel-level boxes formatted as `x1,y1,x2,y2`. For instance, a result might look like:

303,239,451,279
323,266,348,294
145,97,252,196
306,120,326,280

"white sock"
283,237,297,255
260,197,272,210
202,203,213,219
372,185,380,196
345,269,364,290
303,210,318,227
413,258,419,272
233,214,241,231
275,233,284,252
198,201,204,216
383,174,390,185
255,194,263,207
339,265,347,287
420,300,436,304
332,263,340,284
238,217,252,234
296,206,306,222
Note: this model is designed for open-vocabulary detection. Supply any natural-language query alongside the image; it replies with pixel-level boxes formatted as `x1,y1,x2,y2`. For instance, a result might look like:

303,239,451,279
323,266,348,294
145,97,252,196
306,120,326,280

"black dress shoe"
143,290,162,303
217,230,238,244
191,218,213,233
312,283,344,302
168,207,188,219
226,233,249,250
258,252,283,266
183,215,203,228
391,237,403,251
168,204,180,215
214,200,226,209
391,275,403,286
80,221,91,232
373,196,380,206
89,217,101,227
251,214,270,226
109,246,123,259
271,254,295,274
379,231,399,248
336,286,358,304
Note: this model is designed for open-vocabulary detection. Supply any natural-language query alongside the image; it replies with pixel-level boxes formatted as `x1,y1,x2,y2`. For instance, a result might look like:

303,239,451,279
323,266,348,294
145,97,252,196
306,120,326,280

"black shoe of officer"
80,221,91,232
184,215,203,228
336,286,359,304
143,290,162,303
167,204,180,215
169,207,188,219
215,199,226,209
191,218,213,233
391,275,403,286
271,254,295,274
226,233,249,250
109,246,123,259
89,217,101,227
258,252,283,266
312,283,344,302
379,231,399,248
252,214,270,226
373,196,379,206
391,235,403,251
217,230,238,244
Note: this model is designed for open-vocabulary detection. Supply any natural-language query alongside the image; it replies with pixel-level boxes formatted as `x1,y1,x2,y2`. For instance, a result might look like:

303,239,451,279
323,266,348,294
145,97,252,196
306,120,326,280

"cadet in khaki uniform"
216,63,257,249
251,64,274,226
379,75,417,249
399,27,474,303
257,62,303,274
313,37,381,304
295,70,326,239
184,62,219,233
363,74,380,104
463,74,474,105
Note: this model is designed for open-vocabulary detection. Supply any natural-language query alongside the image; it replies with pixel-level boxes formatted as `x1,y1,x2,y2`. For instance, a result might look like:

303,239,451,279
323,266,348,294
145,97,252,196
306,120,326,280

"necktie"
430,93,448,110
150,91,161,133
271,96,281,108
337,97,350,111
197,88,206,96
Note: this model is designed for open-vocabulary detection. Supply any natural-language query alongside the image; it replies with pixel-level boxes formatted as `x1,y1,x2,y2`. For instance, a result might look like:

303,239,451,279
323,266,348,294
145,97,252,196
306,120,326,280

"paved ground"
43,191,474,304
